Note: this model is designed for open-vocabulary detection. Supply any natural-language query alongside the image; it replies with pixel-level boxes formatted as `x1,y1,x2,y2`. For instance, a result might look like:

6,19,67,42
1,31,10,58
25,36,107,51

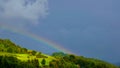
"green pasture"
0,52,55,66
16,53,54,65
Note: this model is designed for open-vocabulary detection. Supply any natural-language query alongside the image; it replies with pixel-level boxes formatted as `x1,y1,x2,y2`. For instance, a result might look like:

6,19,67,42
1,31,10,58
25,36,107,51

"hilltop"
0,38,118,68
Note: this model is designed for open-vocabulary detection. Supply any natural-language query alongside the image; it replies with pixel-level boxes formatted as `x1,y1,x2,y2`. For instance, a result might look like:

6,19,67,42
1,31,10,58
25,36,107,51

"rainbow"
0,24,74,54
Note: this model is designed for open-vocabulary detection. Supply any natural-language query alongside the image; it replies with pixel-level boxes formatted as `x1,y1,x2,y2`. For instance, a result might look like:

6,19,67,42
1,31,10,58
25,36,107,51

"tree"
22,48,28,53
41,58,46,66
52,52,67,57
31,50,37,55
7,47,13,53
69,54,76,61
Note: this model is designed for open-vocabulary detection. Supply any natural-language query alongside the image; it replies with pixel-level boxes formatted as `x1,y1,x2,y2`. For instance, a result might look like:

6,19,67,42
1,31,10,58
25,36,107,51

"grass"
0,52,14,56
16,53,55,65
0,52,55,66
16,54,55,65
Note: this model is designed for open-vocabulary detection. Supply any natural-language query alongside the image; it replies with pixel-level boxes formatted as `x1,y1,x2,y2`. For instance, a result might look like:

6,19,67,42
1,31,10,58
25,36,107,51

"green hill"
0,39,55,66
0,38,118,68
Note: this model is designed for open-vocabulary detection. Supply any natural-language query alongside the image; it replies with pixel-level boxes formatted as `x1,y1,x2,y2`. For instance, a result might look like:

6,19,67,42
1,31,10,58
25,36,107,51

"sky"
0,0,120,63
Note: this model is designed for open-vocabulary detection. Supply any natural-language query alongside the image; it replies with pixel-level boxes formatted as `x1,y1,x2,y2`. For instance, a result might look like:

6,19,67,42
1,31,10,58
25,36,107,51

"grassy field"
0,52,55,66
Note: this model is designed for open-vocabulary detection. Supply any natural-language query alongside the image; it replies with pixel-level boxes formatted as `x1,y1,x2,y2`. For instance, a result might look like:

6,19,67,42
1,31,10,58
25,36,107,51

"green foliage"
49,59,78,68
0,56,41,68
41,58,46,66
72,56,118,68
0,39,118,68
52,52,67,57
36,52,42,58
0,39,28,54
31,50,37,55
7,47,13,53
52,52,118,68
35,52,48,58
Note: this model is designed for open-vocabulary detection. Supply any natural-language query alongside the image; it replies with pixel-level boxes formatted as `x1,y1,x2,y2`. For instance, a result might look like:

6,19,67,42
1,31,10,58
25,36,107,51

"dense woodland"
0,39,119,68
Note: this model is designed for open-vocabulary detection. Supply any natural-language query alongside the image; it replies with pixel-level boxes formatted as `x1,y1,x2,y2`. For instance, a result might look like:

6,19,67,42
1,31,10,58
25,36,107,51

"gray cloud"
0,0,48,25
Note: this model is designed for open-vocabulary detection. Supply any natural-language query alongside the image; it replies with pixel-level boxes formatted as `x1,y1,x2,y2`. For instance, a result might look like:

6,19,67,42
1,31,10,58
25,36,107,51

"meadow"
0,52,55,66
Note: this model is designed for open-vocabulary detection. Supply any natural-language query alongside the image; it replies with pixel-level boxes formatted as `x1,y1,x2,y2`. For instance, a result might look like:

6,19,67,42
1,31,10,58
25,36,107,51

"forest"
0,39,119,68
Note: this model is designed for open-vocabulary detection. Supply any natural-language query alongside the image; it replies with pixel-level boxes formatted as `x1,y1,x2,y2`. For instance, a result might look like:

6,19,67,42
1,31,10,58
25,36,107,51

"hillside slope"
0,39,55,66
0,38,118,68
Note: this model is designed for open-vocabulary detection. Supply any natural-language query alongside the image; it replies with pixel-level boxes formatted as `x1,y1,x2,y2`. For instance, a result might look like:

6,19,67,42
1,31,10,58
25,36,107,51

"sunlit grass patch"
0,52,55,66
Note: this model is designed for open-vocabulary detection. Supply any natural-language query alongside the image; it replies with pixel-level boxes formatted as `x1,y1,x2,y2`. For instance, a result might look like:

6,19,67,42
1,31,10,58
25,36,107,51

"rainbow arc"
0,24,74,54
